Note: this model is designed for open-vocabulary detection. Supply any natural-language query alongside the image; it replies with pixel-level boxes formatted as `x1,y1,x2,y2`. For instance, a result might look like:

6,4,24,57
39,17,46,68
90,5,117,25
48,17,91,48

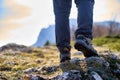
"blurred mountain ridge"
33,19,120,47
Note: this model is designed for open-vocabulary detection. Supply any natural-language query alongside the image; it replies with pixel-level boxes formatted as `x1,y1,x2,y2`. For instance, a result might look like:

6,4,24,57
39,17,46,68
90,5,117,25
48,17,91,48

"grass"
0,45,84,79
93,36,120,51
0,47,62,79
0,40,119,79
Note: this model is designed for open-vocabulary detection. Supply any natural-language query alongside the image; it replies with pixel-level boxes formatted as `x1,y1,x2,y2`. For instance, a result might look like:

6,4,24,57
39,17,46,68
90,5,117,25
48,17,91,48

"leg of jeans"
75,0,94,39
53,0,72,52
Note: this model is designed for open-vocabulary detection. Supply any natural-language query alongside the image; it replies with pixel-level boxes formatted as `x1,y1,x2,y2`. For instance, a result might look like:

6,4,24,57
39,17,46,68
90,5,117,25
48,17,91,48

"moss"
93,36,120,51
108,43,120,51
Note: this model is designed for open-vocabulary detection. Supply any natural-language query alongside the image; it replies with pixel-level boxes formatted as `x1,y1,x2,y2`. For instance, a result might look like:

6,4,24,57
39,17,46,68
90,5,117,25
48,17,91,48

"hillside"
0,43,120,80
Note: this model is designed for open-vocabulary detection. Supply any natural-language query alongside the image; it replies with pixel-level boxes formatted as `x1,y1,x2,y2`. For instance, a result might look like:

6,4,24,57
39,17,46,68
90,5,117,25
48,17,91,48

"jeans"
53,0,94,52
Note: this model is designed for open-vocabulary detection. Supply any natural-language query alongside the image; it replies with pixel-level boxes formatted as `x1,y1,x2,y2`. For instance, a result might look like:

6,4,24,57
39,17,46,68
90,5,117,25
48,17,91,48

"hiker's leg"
74,0,94,39
74,0,98,57
53,0,72,51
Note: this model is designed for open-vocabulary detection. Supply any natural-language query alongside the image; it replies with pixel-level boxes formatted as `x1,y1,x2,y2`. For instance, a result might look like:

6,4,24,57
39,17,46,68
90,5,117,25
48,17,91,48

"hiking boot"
74,35,99,57
60,47,71,63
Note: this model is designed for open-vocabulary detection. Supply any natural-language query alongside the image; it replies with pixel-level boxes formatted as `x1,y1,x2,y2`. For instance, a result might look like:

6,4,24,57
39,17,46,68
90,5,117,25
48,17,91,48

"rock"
113,69,120,77
60,57,110,72
59,54,120,80
30,75,46,80
23,75,46,80
20,53,120,80
53,70,104,80
23,67,38,74
59,58,81,72
39,66,59,74
74,51,83,55
0,43,33,53
6,62,18,66
53,70,82,80
90,71,103,80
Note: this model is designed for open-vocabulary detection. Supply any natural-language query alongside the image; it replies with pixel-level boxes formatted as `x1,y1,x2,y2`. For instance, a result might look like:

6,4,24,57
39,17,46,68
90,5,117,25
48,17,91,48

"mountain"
33,19,77,47
33,25,55,47
33,19,120,47
94,21,120,28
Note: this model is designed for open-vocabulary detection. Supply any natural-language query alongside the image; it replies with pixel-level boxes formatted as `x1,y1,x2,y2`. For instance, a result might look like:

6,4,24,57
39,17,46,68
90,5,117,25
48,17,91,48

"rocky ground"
0,43,120,80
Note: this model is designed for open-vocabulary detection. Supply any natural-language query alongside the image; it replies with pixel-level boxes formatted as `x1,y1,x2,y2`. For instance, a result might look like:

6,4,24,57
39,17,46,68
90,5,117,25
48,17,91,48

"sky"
0,0,3,18
0,0,120,47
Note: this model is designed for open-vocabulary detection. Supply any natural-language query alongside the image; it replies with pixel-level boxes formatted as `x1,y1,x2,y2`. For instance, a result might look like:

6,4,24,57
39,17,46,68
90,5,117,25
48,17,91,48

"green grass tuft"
93,36,120,51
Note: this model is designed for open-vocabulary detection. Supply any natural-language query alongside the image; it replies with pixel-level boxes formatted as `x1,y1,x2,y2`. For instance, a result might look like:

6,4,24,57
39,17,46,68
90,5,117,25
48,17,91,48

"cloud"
3,0,31,20
0,20,21,39
0,0,31,40
106,0,120,20
94,0,120,21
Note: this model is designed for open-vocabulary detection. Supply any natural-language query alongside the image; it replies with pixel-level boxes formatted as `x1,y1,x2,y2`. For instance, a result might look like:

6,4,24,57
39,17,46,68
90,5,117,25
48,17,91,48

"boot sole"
74,40,98,57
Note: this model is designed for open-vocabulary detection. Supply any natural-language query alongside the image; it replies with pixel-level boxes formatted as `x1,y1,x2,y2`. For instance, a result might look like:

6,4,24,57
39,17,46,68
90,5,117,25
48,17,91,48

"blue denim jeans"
53,0,94,52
